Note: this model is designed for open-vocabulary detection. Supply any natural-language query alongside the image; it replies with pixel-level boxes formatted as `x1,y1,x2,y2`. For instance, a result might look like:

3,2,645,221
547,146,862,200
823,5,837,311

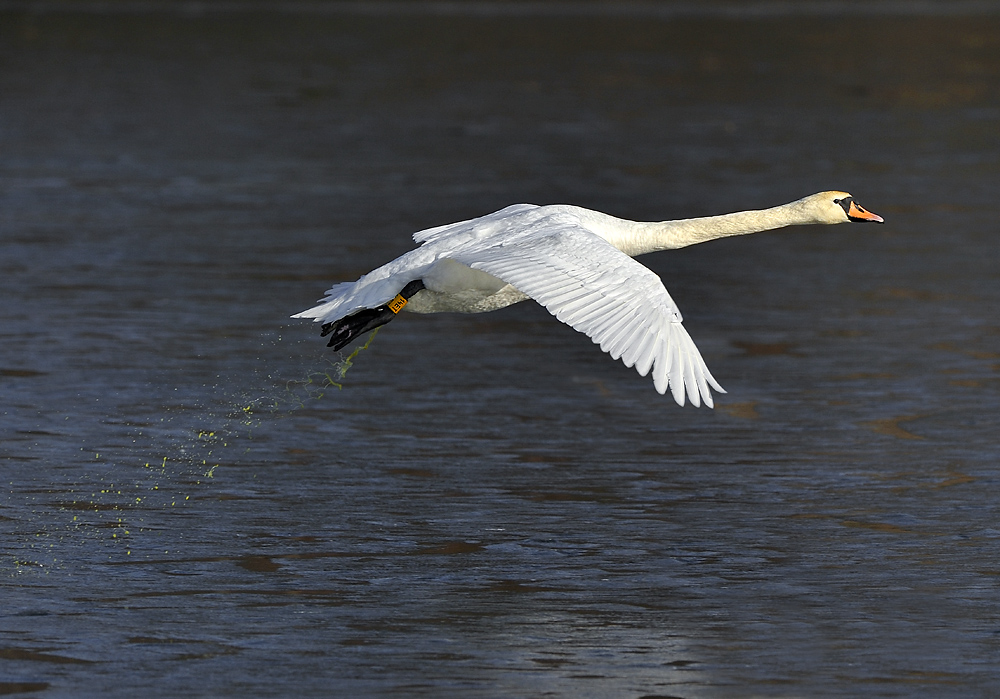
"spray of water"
8,331,381,573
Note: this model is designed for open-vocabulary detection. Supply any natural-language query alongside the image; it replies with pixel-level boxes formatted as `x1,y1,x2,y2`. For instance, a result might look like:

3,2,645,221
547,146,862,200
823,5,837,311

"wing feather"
622,325,654,370
632,329,657,377
652,335,670,395
597,310,639,356
682,345,701,408
608,316,645,362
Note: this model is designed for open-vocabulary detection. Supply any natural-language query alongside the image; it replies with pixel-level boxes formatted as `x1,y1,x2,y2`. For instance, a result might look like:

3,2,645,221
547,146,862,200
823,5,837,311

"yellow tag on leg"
387,294,408,314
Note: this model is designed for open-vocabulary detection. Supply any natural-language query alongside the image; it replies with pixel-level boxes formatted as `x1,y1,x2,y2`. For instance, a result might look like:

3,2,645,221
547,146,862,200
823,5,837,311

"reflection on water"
2,4,1000,697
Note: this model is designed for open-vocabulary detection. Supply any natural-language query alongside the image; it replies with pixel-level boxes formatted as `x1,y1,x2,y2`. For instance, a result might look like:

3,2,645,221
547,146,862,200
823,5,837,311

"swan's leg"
321,280,425,351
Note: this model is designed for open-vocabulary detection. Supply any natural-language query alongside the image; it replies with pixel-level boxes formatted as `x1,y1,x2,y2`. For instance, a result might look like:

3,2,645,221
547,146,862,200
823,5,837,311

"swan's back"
412,204,540,245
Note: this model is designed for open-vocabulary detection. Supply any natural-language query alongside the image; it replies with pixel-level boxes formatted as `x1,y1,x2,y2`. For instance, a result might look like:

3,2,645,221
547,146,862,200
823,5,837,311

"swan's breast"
405,285,529,314
422,258,508,294
404,257,529,314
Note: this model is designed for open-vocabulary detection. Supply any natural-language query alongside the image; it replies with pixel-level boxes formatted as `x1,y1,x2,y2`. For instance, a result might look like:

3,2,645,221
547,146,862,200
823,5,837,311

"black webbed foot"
322,306,395,351
319,279,426,352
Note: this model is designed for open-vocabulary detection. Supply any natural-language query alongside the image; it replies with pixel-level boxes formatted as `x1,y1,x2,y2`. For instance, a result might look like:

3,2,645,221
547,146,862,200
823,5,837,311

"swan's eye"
833,198,843,204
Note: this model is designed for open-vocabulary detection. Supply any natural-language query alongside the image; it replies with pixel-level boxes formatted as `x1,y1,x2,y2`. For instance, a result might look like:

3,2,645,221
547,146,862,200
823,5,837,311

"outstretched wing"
450,224,725,407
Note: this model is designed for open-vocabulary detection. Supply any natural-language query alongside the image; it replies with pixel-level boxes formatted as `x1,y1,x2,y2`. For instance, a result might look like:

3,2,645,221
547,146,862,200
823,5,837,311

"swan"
294,191,882,407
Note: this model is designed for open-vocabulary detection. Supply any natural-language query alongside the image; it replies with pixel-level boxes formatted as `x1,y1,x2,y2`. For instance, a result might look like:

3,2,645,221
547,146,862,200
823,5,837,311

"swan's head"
797,191,884,225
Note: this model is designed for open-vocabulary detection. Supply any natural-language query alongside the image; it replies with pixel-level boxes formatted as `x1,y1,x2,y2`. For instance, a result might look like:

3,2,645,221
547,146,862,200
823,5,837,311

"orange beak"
847,200,884,223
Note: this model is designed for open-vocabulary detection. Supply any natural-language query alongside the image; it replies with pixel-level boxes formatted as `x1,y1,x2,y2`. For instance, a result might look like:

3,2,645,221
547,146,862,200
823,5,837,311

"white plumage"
294,192,883,407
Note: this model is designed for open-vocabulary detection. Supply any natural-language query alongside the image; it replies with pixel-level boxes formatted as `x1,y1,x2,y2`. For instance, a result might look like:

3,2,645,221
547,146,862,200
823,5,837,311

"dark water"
2,3,1000,697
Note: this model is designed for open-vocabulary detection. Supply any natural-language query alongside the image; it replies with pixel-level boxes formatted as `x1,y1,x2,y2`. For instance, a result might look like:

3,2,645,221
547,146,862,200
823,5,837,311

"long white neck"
617,198,826,256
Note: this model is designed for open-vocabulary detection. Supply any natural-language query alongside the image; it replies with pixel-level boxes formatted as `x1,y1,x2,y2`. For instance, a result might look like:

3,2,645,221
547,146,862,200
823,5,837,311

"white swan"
294,191,883,407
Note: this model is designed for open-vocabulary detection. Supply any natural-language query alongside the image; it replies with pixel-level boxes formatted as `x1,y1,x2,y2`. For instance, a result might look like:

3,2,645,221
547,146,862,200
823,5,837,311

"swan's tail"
292,282,359,324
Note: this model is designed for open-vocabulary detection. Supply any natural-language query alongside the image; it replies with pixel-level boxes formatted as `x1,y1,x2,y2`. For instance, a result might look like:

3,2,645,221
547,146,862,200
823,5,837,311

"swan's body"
294,191,882,407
